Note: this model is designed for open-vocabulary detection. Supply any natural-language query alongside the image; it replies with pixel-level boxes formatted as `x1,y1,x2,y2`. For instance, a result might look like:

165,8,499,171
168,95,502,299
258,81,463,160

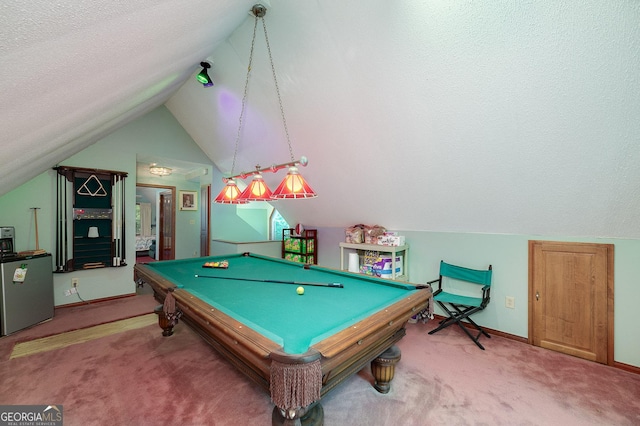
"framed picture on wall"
179,190,197,211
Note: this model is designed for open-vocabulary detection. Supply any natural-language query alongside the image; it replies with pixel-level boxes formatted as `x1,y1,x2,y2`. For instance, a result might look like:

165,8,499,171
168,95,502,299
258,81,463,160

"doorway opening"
136,184,176,262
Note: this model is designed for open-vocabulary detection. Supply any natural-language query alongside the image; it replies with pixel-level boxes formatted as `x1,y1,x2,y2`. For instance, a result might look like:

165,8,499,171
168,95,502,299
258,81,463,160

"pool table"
134,253,430,425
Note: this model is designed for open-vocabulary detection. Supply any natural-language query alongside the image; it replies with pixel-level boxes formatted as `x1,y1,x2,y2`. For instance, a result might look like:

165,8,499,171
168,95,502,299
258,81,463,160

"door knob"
536,291,539,301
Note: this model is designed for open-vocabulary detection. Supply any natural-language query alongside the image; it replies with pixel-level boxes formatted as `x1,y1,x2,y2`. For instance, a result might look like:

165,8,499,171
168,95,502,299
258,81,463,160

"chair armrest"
482,285,491,300
427,278,442,292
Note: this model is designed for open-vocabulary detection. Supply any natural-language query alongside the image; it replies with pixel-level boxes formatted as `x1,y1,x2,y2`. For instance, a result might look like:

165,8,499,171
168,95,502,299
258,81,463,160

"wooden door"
200,185,210,257
159,191,175,260
529,241,614,364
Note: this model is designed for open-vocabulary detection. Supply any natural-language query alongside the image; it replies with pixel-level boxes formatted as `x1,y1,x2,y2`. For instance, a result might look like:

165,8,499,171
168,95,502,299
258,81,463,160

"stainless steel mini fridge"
1,254,54,335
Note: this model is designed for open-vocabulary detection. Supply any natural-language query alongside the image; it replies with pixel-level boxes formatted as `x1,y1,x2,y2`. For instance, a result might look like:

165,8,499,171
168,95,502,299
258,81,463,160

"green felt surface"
147,253,417,354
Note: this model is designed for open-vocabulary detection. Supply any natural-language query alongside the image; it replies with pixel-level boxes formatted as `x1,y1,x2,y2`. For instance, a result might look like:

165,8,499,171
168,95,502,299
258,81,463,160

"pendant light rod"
224,156,310,182
214,3,318,204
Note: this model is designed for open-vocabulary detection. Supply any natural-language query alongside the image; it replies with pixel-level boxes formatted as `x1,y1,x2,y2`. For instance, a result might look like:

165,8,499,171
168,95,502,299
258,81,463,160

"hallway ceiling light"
149,164,172,176
214,4,317,204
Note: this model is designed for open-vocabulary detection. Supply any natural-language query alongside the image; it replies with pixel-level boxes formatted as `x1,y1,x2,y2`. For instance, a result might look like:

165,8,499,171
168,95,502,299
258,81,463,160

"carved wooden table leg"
154,304,174,337
271,402,323,426
371,345,401,394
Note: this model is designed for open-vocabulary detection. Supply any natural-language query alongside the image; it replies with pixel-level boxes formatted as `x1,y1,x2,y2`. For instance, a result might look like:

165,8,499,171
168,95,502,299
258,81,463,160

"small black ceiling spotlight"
196,61,213,87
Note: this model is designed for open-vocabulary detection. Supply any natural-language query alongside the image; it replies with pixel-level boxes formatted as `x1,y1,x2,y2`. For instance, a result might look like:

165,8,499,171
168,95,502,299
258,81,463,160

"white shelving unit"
339,242,409,281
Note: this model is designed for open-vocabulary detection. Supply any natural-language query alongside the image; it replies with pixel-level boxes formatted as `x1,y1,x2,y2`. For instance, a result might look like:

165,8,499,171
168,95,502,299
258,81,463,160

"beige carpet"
10,313,156,359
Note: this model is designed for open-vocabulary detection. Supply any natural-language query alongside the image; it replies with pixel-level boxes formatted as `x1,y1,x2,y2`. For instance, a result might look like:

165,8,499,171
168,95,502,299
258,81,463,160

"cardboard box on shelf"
377,235,405,246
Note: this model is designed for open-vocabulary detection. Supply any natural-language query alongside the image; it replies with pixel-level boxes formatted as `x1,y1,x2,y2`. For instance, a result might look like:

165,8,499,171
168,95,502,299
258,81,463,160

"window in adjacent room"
135,203,141,235
270,210,289,240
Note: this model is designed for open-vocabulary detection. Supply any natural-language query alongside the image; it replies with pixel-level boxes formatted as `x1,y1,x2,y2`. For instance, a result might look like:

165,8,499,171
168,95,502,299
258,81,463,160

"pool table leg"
371,345,402,394
272,401,323,426
154,305,175,337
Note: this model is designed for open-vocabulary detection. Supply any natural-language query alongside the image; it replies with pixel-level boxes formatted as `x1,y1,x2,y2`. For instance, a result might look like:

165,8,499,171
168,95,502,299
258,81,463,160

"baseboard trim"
431,314,638,374
613,361,640,375
56,293,137,309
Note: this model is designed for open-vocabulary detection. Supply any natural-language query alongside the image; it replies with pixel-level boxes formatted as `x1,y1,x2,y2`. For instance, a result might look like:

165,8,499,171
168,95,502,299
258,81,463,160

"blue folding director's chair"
427,261,493,350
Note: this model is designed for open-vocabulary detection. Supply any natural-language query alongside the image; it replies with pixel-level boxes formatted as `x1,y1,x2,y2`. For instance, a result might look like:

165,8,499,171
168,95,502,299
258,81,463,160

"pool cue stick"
56,175,61,269
118,176,122,262
121,174,126,265
112,175,118,265
60,174,65,268
59,174,64,269
115,175,120,265
60,173,65,269
31,207,41,250
117,175,121,264
116,175,121,264
194,274,344,288
64,173,68,270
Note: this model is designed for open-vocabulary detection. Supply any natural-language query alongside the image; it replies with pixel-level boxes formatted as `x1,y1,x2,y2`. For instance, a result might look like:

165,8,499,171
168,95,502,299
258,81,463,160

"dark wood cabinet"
72,207,113,269
54,166,127,272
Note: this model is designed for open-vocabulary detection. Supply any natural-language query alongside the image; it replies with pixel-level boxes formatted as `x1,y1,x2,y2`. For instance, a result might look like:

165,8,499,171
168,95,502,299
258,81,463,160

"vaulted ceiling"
1,0,255,194
2,1,640,238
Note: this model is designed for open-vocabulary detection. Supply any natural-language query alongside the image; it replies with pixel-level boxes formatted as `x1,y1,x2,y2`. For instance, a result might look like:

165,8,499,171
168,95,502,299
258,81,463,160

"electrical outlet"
72,278,79,287
505,296,515,309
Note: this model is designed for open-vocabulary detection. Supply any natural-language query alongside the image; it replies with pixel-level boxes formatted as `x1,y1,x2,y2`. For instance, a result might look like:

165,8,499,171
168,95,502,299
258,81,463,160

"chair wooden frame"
427,261,493,350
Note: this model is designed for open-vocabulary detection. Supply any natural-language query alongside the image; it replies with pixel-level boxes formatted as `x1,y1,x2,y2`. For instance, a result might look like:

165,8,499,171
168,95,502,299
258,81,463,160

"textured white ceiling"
0,0,255,194
2,1,640,238
168,1,640,238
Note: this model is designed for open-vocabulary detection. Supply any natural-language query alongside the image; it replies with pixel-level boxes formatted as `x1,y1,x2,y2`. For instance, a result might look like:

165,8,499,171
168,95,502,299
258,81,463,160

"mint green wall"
0,173,56,254
314,226,640,369
236,208,270,240
0,106,213,306
209,167,273,242
210,204,268,242
2,104,636,369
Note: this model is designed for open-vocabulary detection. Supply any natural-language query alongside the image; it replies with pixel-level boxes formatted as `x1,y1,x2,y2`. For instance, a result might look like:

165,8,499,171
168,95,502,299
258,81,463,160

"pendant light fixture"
271,166,317,199
239,173,273,202
213,179,248,204
213,4,317,204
